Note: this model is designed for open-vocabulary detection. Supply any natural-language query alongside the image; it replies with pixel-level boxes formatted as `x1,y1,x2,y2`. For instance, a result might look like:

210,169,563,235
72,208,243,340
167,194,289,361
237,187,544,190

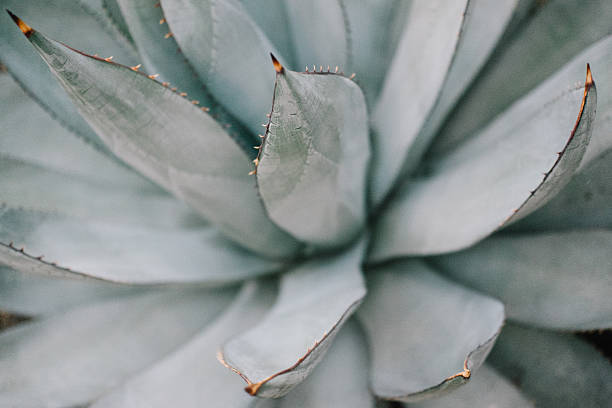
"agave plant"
1,0,611,406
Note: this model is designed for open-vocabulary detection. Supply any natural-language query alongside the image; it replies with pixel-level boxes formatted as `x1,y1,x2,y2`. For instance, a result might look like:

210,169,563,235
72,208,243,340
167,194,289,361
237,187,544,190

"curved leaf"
0,0,138,154
0,208,279,285
219,242,366,398
9,15,301,258
514,146,612,231
0,266,137,316
342,0,411,104
357,260,505,402
407,364,533,408
0,288,235,407
432,0,612,157
256,62,370,247
91,282,274,408
284,0,349,70
369,0,468,205
0,73,148,188
433,230,612,330
116,0,253,150
370,54,597,260
489,324,612,408
160,0,281,134
372,0,521,205
239,0,295,68
272,320,375,408
0,157,198,228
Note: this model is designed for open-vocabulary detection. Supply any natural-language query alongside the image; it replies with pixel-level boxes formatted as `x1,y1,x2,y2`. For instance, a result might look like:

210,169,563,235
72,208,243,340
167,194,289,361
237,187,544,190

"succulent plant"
0,0,611,406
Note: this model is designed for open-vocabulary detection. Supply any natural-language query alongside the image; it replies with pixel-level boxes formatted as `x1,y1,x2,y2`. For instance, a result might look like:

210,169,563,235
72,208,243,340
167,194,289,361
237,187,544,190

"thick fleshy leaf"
219,242,366,398
99,0,134,44
10,17,301,258
0,266,137,316
160,0,281,134
342,0,411,104
514,146,612,231
256,63,369,247
432,0,612,157
0,0,138,154
433,231,612,330
357,260,505,402
269,320,375,408
0,207,279,285
0,288,235,407
406,364,533,408
1,157,199,228
0,72,148,188
369,0,468,205
371,0,521,205
239,0,295,68
370,50,597,260
489,324,612,408
116,0,253,149
91,282,273,408
284,0,349,71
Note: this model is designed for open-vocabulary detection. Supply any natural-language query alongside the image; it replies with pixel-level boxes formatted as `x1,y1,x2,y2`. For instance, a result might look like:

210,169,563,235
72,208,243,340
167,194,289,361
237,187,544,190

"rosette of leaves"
0,0,611,407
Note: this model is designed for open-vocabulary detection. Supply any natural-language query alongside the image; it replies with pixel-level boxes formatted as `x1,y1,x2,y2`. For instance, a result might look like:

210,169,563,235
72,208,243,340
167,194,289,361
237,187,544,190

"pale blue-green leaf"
434,230,612,330
0,208,279,285
0,1,138,154
357,260,505,402
79,0,136,54
284,0,349,71
0,73,149,188
14,21,301,258
239,0,295,68
269,320,375,408
431,0,612,157
160,0,281,135
100,0,134,43
369,0,468,205
91,281,274,408
342,0,411,105
405,365,533,408
369,48,597,260
489,324,612,408
0,288,235,407
0,266,138,316
257,67,369,247
393,0,520,184
116,0,254,149
0,157,200,228
513,145,612,232
220,242,366,398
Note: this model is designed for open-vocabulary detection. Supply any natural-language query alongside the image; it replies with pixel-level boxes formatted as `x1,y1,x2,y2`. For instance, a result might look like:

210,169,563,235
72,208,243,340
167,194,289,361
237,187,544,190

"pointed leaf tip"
270,53,283,73
586,63,594,87
6,10,33,37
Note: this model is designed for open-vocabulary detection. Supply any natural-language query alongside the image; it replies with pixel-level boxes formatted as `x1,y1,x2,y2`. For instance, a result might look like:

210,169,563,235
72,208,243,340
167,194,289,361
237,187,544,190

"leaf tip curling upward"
585,63,594,88
6,10,33,38
270,53,283,74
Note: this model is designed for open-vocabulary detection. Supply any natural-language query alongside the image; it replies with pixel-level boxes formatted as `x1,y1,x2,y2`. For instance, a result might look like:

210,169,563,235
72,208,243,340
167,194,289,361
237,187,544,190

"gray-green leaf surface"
358,260,505,402
256,67,369,247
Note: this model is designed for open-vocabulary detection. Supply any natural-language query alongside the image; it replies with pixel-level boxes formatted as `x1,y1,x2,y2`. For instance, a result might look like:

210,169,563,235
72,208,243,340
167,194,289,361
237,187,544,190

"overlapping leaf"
433,231,612,330
10,16,301,258
256,62,369,247
219,242,366,398
370,46,598,260
0,288,235,407
357,260,505,402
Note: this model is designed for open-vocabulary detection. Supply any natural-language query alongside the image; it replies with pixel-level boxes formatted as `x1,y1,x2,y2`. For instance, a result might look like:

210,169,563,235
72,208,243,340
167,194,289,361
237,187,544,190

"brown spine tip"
270,53,283,73
585,63,594,87
6,10,34,37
